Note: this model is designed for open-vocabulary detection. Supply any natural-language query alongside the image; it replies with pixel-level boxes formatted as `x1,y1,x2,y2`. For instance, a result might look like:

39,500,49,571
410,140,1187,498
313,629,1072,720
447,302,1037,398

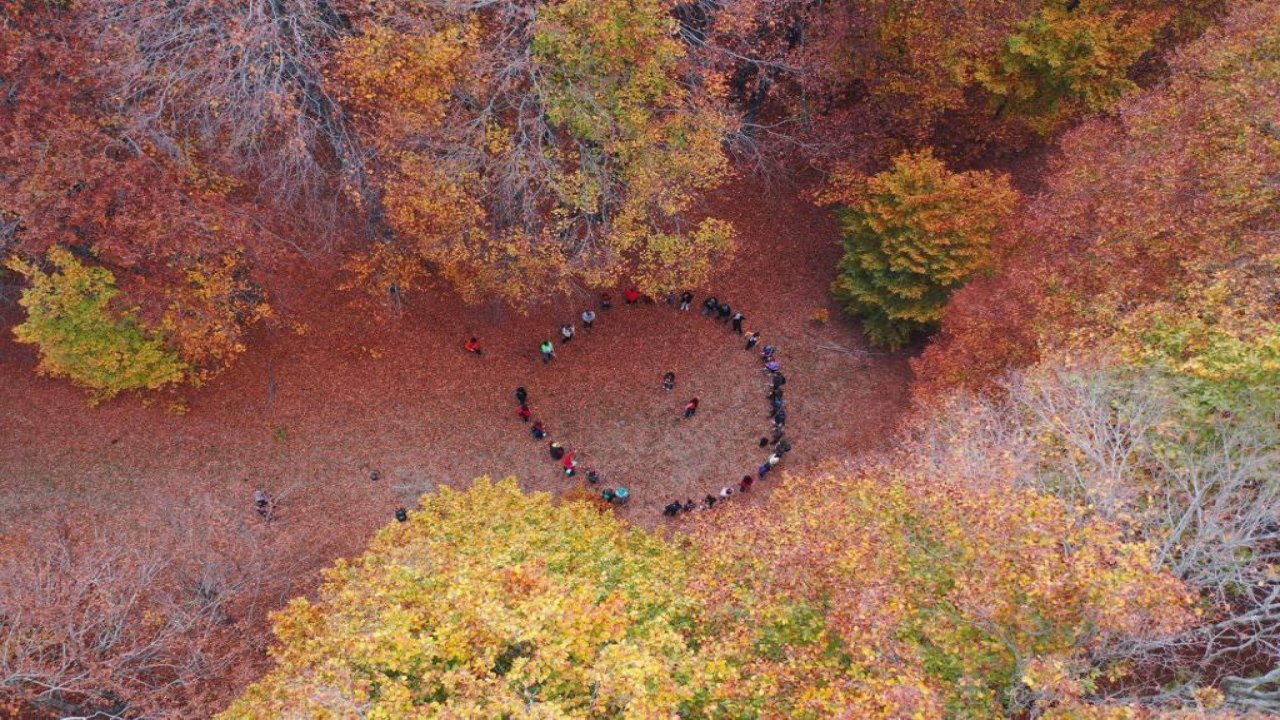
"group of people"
501,287,795,515
513,385,630,505
531,288,647,363
508,292,654,503
662,294,793,518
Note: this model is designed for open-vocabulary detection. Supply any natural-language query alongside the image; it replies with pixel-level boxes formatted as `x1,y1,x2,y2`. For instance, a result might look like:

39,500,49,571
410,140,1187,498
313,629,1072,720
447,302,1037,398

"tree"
221,474,1190,718
913,0,1280,396
0,494,281,719
689,463,1190,718
909,314,1280,711
1,2,272,395
1007,359,1280,710
8,247,188,400
85,0,361,210
159,251,273,384
331,0,736,304
673,0,1222,169
218,478,713,718
977,2,1167,133
824,149,1018,350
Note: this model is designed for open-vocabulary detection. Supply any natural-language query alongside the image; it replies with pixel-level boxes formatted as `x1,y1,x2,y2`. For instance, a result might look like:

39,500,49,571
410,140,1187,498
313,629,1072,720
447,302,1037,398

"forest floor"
0,174,914,710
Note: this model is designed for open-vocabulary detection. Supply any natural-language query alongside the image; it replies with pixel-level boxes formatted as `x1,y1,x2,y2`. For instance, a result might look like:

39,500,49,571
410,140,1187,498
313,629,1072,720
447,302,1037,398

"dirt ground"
0,174,913,712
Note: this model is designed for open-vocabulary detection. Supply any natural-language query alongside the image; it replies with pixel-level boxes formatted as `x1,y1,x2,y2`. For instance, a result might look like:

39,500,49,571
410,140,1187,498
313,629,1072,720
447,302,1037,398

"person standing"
717,302,732,324
624,287,641,304
581,309,596,329
517,404,532,422
601,293,613,310
772,372,787,389
515,386,528,405
739,474,754,492
745,331,760,351
560,323,576,343
464,336,483,356
769,397,785,419
531,420,547,439
683,397,699,419
702,296,718,316
731,312,745,334
662,372,676,391
757,462,772,480
540,340,555,363
254,489,272,519
549,442,565,460
679,291,694,311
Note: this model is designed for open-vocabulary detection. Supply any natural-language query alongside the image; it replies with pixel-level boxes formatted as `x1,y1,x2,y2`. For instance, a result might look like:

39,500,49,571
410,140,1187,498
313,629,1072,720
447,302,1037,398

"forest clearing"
2,0,1278,717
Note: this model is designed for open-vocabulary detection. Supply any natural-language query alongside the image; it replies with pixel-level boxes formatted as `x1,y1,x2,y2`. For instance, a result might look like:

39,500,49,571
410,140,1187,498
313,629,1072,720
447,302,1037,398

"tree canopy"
218,478,709,718
223,474,1189,718
825,149,1018,350
333,0,736,303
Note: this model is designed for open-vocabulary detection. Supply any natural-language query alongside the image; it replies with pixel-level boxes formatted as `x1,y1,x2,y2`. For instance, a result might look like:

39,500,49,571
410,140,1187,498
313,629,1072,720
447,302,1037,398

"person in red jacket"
683,397,699,419
464,336,482,356
516,404,532,422
624,287,641,304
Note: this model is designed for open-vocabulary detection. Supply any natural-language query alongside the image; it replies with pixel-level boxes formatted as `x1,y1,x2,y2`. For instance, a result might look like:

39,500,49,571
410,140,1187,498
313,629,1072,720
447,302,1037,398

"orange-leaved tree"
913,0,1280,396
689,465,1191,718
330,0,736,305
823,149,1018,350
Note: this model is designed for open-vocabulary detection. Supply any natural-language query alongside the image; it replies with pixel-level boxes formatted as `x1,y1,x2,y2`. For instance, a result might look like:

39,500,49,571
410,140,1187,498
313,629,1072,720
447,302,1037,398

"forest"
1,0,1277,717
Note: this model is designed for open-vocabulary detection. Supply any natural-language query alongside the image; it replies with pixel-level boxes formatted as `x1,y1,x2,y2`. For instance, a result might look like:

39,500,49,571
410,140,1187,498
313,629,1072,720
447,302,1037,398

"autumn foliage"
222,474,1190,717
219,478,707,718
1,1,271,395
3,0,1276,716
913,0,1280,397
977,2,1168,133
825,149,1018,350
332,0,736,303
8,248,188,400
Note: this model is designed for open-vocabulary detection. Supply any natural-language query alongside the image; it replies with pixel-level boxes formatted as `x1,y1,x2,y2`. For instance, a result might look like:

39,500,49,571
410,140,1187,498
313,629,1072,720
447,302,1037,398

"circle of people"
484,288,793,519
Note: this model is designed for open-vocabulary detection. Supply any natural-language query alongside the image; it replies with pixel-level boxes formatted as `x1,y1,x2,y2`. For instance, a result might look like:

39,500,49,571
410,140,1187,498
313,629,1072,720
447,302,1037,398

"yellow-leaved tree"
977,1,1169,133
690,467,1192,718
7,247,188,401
218,478,713,718
823,149,1018,350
